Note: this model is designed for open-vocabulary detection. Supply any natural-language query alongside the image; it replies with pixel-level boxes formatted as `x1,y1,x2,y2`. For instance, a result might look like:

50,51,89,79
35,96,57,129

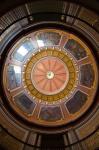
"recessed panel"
36,32,61,47
14,93,35,114
66,91,87,114
80,64,95,87
39,106,62,121
7,65,21,90
65,39,87,60
13,40,34,62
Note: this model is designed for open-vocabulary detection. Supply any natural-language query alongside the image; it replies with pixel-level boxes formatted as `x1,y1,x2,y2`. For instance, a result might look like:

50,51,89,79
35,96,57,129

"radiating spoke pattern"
32,57,68,95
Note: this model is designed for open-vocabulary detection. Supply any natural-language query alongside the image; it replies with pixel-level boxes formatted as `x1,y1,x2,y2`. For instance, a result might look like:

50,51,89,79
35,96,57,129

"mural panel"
66,90,87,114
13,40,34,62
8,65,21,90
14,93,35,114
65,39,86,60
39,106,62,121
37,32,61,47
80,64,95,87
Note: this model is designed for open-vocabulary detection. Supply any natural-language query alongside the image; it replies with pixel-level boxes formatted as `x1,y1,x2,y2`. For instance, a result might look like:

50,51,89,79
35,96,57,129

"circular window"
3,28,98,127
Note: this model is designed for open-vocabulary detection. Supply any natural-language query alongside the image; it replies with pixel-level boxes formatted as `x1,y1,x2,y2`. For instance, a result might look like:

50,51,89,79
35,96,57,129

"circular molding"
31,56,69,95
23,48,78,103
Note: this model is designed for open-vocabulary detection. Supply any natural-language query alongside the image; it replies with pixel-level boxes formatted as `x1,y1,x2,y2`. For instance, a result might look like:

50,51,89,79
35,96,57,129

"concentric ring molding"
23,49,78,102
3,28,98,127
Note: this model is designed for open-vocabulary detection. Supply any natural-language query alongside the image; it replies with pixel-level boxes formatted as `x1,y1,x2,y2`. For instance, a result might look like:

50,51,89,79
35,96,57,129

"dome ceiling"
3,28,98,127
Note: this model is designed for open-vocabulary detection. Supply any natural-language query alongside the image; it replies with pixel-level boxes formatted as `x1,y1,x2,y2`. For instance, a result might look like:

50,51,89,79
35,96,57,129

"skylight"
17,46,28,56
37,40,44,47
14,66,21,74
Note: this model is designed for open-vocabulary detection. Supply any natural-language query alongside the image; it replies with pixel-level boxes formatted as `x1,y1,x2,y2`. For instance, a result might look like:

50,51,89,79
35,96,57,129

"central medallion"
46,71,54,79
31,56,69,95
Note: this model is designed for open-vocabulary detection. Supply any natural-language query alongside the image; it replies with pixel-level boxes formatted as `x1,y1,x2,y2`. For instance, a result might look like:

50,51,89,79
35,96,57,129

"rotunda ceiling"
3,28,98,127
